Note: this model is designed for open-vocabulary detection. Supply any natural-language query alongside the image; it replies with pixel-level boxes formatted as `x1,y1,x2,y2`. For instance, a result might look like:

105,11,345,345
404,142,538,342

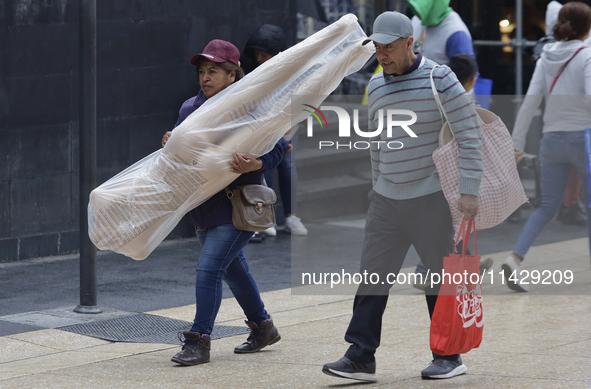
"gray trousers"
344,189,456,363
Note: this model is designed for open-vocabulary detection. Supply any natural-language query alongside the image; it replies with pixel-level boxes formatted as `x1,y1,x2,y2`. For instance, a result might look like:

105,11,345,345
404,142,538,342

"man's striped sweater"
367,55,482,200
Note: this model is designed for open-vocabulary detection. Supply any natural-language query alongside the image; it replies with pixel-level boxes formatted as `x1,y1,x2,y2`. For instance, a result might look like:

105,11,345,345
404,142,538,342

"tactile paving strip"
58,313,249,344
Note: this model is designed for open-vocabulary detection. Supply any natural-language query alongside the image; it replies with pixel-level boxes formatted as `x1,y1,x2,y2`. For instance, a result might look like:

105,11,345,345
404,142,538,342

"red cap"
190,39,240,67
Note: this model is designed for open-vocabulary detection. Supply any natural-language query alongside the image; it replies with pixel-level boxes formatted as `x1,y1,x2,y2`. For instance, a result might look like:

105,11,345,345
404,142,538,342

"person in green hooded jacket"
409,0,475,65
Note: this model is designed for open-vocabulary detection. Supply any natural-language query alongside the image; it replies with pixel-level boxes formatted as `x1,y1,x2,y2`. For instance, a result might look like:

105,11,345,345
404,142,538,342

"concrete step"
296,171,372,222
295,147,370,182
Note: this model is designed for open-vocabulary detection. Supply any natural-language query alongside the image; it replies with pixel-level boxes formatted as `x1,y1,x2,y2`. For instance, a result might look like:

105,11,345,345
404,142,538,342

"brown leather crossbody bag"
225,184,276,232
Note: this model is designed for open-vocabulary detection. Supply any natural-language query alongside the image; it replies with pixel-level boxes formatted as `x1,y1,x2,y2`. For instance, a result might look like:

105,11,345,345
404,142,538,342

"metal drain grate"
58,314,249,344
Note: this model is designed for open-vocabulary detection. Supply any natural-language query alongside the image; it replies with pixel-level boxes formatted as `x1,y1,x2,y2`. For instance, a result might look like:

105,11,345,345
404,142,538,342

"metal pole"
473,40,536,47
515,0,524,96
75,0,101,314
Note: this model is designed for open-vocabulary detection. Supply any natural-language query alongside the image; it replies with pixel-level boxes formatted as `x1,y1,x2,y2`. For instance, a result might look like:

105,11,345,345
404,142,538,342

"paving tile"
458,349,520,365
381,299,432,328
379,325,430,348
0,312,89,328
0,336,57,364
262,287,354,308
518,245,583,266
480,295,591,333
77,342,176,355
535,339,591,358
276,317,350,343
147,290,353,324
8,329,109,351
29,350,236,385
146,305,196,322
0,371,30,381
213,338,343,366
12,367,586,389
0,372,196,389
378,375,590,389
475,329,589,354
323,314,353,324
477,353,591,382
0,319,44,336
270,300,355,327
0,350,128,375
538,238,589,256
199,360,382,388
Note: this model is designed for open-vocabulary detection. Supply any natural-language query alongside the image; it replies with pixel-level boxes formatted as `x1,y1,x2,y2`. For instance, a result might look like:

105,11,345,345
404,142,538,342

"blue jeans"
513,131,591,260
265,135,298,216
190,224,269,334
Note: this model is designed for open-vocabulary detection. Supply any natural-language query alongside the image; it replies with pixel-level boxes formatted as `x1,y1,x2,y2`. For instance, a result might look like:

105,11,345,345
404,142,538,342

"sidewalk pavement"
1,222,590,388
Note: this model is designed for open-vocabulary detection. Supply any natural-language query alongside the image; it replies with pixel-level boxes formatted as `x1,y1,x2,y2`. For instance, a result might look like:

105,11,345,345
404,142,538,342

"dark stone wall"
0,0,297,261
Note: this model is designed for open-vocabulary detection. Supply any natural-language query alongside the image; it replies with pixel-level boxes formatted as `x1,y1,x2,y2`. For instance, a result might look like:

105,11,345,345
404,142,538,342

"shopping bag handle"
453,218,477,256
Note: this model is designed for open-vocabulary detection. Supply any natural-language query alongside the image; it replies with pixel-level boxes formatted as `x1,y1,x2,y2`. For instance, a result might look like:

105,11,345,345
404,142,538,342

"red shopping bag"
430,218,483,355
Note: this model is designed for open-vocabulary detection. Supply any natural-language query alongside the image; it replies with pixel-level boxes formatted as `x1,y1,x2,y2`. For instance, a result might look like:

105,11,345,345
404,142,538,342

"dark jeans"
190,224,269,334
265,135,298,216
344,190,458,364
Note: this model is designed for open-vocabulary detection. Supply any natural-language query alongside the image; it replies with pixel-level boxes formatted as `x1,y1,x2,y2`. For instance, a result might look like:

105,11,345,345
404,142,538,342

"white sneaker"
264,226,277,236
285,216,308,235
502,255,530,292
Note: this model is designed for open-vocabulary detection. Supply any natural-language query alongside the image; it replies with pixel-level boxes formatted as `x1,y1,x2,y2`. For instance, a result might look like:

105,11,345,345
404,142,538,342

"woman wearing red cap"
162,39,286,366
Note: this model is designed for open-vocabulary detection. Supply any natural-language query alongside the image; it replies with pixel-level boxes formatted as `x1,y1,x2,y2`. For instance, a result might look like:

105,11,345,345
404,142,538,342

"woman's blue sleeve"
258,138,288,173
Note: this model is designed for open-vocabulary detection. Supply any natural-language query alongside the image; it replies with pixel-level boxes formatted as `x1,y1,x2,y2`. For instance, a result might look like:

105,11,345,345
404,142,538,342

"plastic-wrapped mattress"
88,14,375,260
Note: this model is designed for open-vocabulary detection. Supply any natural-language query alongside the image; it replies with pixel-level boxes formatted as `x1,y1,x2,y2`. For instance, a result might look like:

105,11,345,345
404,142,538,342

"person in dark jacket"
241,25,309,237
241,24,287,74
162,39,285,366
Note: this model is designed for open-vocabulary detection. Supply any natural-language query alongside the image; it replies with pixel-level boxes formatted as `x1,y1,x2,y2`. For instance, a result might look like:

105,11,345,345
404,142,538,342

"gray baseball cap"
363,11,413,45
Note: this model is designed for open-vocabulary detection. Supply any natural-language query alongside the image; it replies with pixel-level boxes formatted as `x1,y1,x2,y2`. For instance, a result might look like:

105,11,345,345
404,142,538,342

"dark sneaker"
171,332,211,366
479,257,494,274
234,317,280,353
412,273,429,291
421,356,467,379
560,205,587,226
248,231,265,243
507,208,521,223
322,357,377,382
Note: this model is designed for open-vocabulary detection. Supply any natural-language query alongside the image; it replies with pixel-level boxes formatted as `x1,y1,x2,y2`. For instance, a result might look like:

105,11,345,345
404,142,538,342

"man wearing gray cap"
322,11,482,382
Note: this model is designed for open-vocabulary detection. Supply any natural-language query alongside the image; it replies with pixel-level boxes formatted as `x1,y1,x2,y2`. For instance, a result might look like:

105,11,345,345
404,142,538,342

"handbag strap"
225,175,269,199
429,65,451,132
453,218,478,256
549,46,587,94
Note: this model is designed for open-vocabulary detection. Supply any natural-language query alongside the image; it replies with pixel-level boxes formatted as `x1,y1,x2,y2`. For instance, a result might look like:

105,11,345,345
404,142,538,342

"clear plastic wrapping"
88,14,375,260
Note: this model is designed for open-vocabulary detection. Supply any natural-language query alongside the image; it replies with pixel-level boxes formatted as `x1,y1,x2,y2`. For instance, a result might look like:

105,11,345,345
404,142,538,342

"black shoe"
507,207,521,223
479,257,494,274
248,231,265,243
322,356,377,382
421,356,467,379
560,205,587,226
171,332,211,366
412,273,429,291
234,317,280,353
